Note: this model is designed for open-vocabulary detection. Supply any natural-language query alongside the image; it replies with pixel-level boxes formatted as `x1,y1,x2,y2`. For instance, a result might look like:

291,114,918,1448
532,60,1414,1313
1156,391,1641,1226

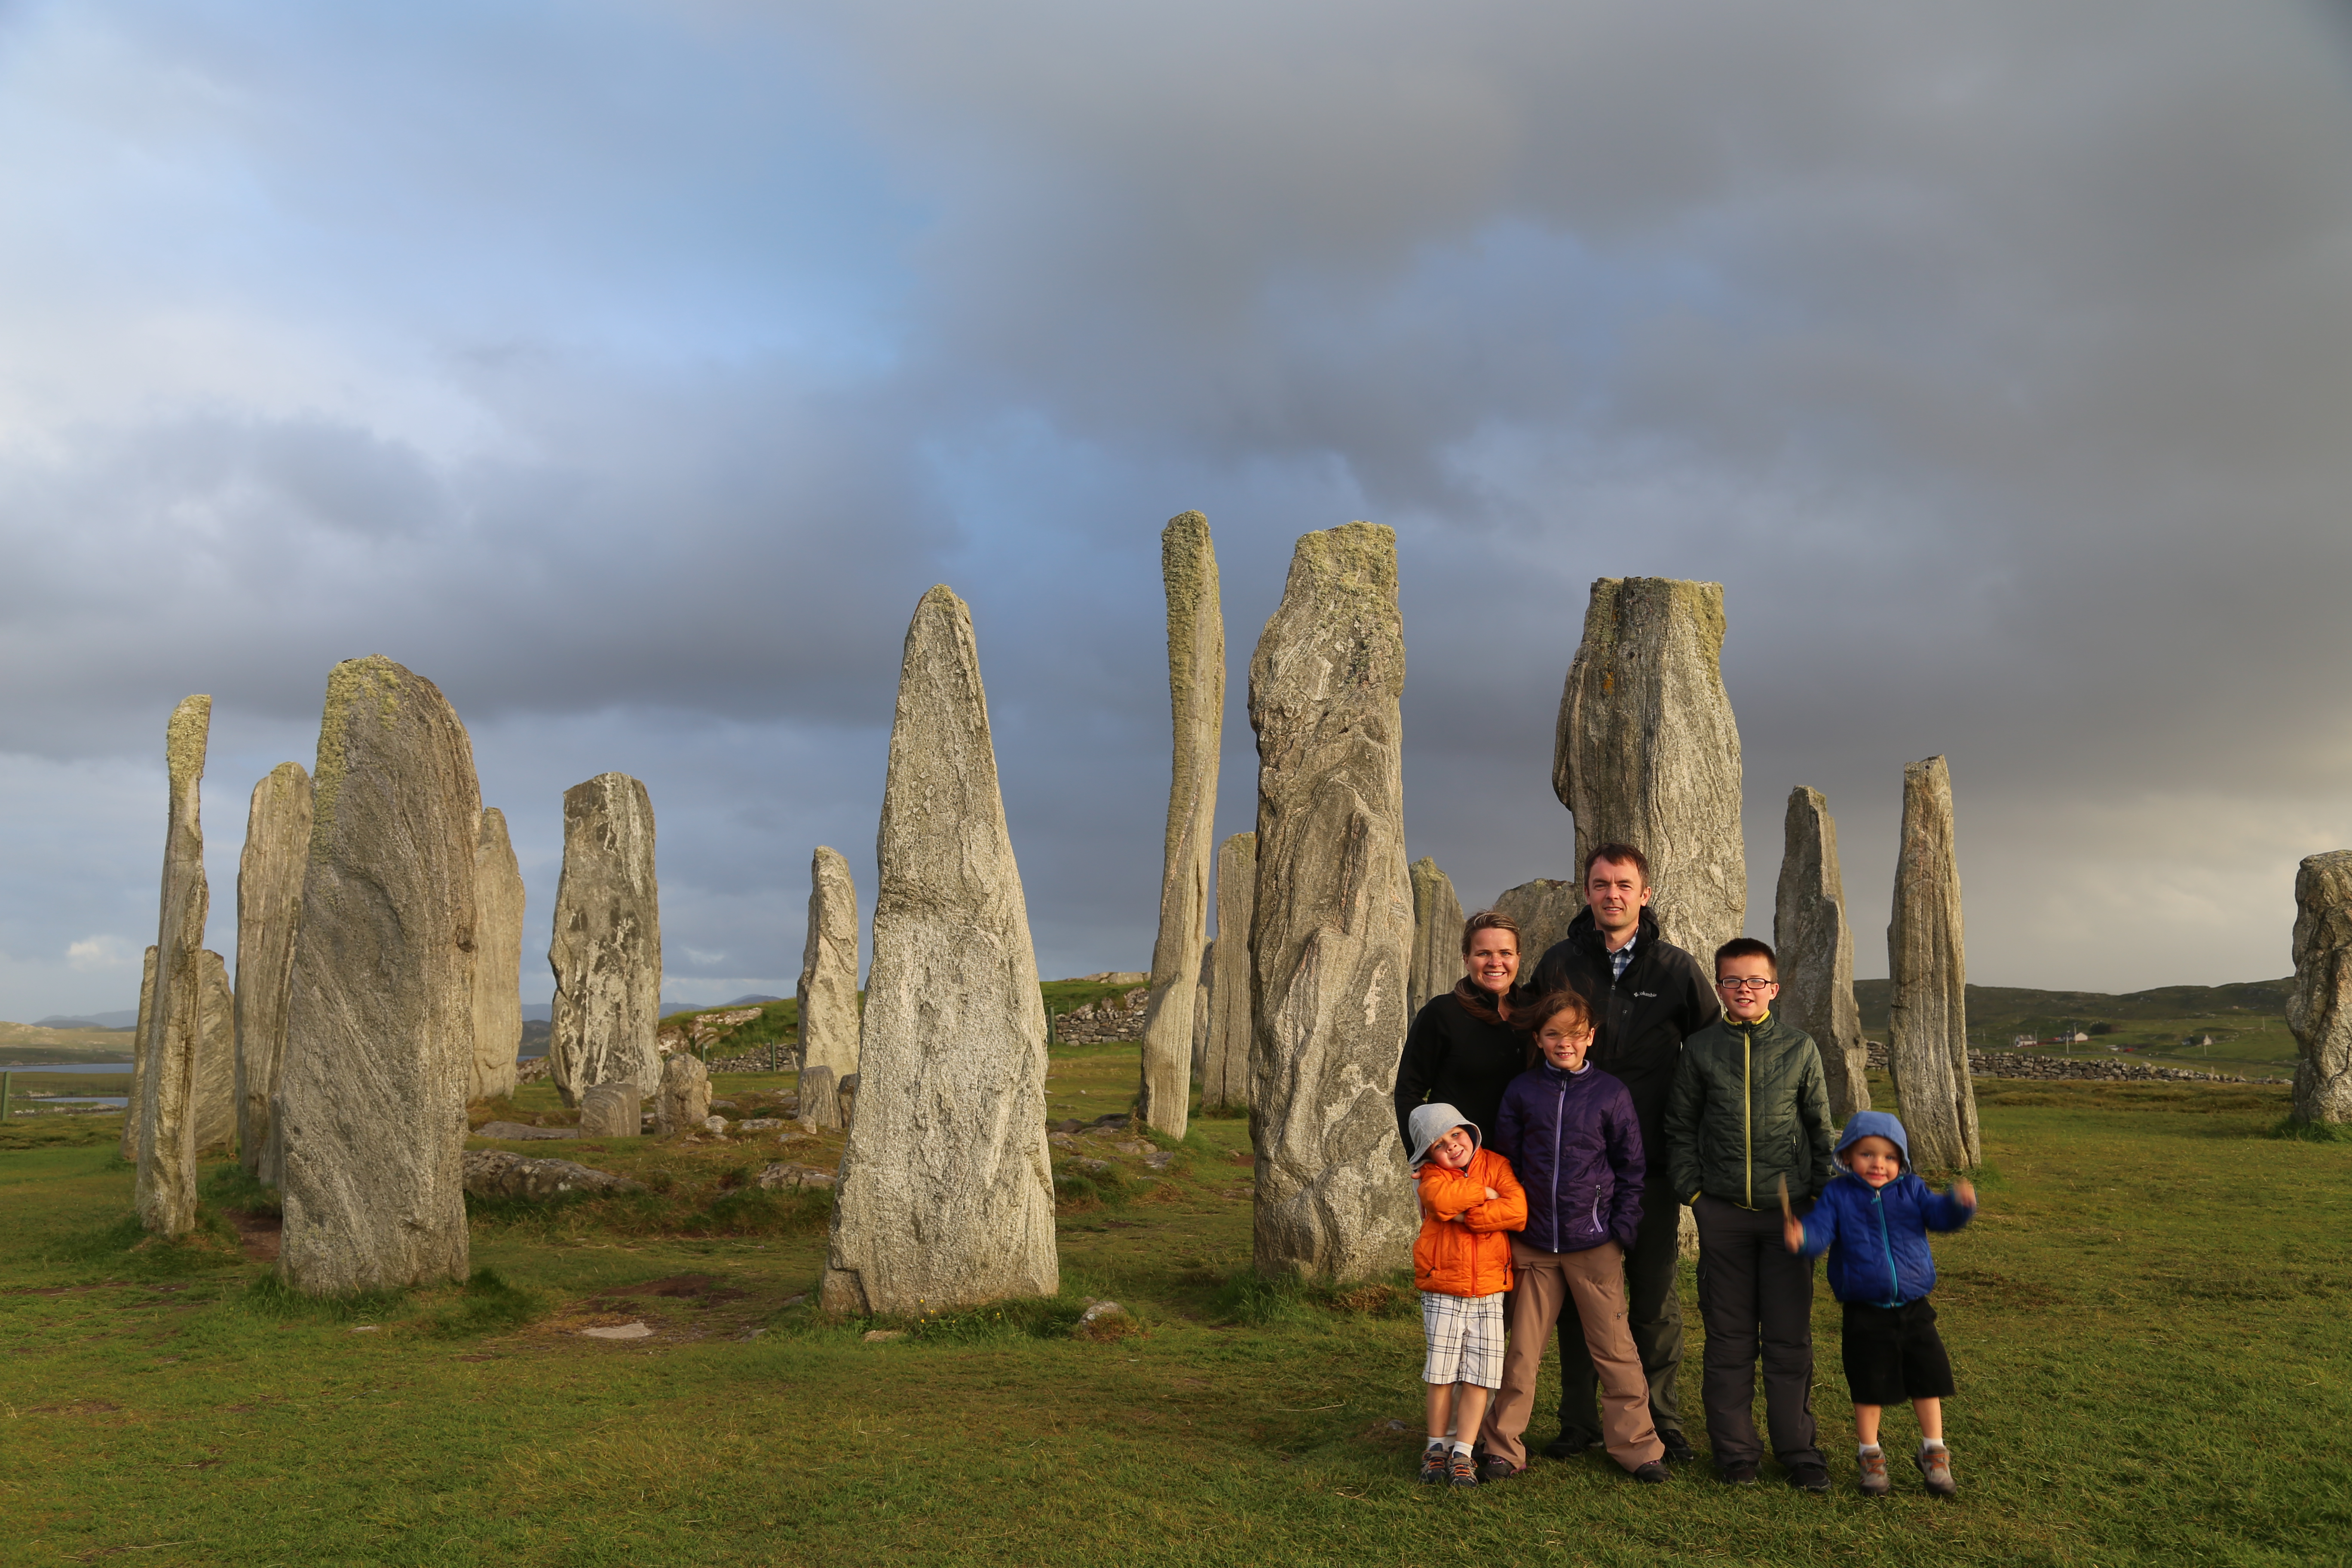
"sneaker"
1629,1461,1671,1485
1542,1430,1597,1460
1418,1442,1448,1485
1449,1448,1481,1488
1718,1461,1760,1485
1658,1429,1698,1464
1785,1461,1830,1493
1857,1446,1890,1498
1475,1453,1520,1483
1915,1442,1956,1498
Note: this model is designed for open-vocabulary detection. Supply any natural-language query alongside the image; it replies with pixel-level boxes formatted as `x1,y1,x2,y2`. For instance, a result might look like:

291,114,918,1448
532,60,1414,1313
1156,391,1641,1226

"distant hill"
34,1011,136,1030
1852,977,2294,1039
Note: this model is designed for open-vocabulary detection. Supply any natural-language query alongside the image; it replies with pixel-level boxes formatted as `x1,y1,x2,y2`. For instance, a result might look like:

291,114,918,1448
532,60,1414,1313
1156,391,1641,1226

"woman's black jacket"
1392,989,1528,1153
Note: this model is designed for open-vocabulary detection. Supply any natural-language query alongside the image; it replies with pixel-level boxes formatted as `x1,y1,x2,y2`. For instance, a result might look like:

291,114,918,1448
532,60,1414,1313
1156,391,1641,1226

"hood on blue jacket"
1406,1101,1482,1168
1834,1110,1911,1172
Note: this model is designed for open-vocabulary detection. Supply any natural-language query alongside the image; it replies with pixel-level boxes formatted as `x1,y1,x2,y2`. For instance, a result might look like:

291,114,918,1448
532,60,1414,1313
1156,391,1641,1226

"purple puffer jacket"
1494,1061,1646,1254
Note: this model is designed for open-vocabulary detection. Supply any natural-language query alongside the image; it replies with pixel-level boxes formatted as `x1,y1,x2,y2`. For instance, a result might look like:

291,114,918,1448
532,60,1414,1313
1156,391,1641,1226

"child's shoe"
1448,1447,1481,1488
1915,1441,1956,1498
1856,1445,1890,1498
1418,1442,1449,1485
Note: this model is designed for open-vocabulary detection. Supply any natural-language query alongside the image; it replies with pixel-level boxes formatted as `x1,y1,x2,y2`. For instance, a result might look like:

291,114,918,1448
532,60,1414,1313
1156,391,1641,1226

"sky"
5,0,2352,1022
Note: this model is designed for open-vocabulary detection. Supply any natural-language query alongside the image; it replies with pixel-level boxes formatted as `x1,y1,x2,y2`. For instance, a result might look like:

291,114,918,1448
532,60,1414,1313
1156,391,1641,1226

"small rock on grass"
757,1161,837,1191
861,1329,906,1344
581,1323,654,1341
737,1118,784,1131
472,1121,576,1141
463,1149,644,1200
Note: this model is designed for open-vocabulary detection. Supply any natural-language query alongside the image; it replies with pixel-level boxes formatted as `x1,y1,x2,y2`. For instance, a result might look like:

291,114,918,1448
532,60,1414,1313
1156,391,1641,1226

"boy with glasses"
1663,938,1837,1491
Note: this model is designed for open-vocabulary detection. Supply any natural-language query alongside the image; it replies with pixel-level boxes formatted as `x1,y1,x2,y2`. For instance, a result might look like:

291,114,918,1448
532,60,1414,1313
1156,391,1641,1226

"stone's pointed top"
312,656,466,840
1285,521,1396,597
165,695,211,790
478,804,510,847
916,582,968,618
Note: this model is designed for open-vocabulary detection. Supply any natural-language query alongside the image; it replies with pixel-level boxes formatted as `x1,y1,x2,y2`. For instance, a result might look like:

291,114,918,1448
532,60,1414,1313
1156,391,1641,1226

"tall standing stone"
1191,943,1213,1079
1201,831,1256,1113
1247,523,1417,1280
470,808,526,1104
1775,787,1870,1121
2288,850,2352,1125
821,585,1058,1316
277,656,479,1295
655,1052,711,1135
1139,511,1225,1139
795,846,860,1129
235,762,311,1181
135,695,211,1237
547,774,662,1108
1407,858,1464,1017
1553,578,1745,962
120,946,158,1163
193,950,236,1152
1886,756,1980,1171
1491,878,1580,969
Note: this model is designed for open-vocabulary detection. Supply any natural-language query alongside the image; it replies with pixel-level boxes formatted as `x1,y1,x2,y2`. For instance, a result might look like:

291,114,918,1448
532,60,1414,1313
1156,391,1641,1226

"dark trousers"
1691,1194,1822,1470
1553,1177,1687,1441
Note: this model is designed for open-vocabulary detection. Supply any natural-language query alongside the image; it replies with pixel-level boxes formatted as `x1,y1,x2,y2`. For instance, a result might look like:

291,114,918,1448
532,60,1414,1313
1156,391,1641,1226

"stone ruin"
1406,858,1463,1017
795,845,860,1129
1886,755,1981,1171
655,1052,711,1136
1200,832,1255,1113
1775,787,1871,1120
234,761,311,1185
470,807,526,1105
548,772,663,1108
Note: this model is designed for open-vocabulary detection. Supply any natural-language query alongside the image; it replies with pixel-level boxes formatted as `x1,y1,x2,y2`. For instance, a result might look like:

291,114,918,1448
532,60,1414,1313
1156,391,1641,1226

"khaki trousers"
1478,1237,1664,1473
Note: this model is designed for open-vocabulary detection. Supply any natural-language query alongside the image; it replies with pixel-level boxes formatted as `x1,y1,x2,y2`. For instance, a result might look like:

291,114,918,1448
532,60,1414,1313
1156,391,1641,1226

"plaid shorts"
1421,1290,1505,1389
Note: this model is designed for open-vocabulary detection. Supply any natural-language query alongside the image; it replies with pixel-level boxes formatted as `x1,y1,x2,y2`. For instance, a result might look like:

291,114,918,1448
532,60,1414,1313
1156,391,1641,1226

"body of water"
0,1062,133,1073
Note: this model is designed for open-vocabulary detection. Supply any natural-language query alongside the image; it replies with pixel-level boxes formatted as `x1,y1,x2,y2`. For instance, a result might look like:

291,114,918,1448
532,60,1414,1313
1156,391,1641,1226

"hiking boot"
1629,1461,1671,1485
1475,1452,1520,1483
1785,1461,1830,1493
1916,1443,1956,1498
1658,1429,1697,1464
1418,1442,1448,1485
1542,1430,1596,1460
1718,1461,1760,1485
1448,1448,1481,1488
1857,1446,1890,1497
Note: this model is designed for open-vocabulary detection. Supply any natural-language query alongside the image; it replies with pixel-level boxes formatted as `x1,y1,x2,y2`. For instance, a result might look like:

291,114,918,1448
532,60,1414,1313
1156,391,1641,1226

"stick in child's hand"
1777,1173,1803,1254
1777,1173,1791,1222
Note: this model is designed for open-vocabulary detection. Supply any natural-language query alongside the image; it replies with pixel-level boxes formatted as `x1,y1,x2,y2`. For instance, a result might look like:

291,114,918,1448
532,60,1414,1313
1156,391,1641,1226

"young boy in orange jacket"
1406,1101,1528,1488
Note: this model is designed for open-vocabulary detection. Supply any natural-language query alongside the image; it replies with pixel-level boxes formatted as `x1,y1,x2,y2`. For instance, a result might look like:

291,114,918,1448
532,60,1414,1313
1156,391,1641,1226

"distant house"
2183,1033,2215,1048
2010,1034,2037,1050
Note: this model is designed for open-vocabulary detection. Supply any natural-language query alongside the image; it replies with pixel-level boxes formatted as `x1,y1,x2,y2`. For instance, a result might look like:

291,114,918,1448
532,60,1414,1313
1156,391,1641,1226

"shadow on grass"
200,1162,282,1217
1209,1268,1419,1328
2269,1115,2352,1142
464,1182,834,1240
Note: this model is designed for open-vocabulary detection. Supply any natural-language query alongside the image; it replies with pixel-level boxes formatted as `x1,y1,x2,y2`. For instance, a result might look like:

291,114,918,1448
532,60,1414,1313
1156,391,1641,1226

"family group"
1392,844,1976,1499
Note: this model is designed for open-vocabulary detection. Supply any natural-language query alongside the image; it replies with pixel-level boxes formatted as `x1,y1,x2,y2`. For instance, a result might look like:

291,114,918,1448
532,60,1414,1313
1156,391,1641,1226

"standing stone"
1191,943,1213,1079
119,946,158,1163
579,1081,641,1139
277,656,479,1295
1775,787,1871,1121
1407,859,1464,1017
1247,523,1417,1280
654,1053,711,1135
135,695,211,1237
1201,832,1256,1113
1139,511,1225,1139
1491,878,1580,971
798,1065,840,1129
193,950,236,1152
795,846,860,1129
234,761,311,1181
1886,756,1980,1171
470,808,526,1104
547,773,663,1108
1553,578,1746,962
821,585,1058,1316
2288,851,2352,1125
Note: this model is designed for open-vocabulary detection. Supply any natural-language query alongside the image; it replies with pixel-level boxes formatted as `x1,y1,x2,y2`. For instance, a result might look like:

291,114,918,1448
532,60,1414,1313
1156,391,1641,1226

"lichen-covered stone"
1775,787,1870,1121
655,1052,711,1135
470,808,525,1104
1202,830,1256,1114
234,761,311,1181
1139,511,1225,1139
821,585,1058,1316
1886,756,1980,1171
1407,859,1464,1018
120,946,157,1164
276,656,479,1294
795,845,860,1129
548,774,662,1108
1553,578,1746,962
136,695,212,1237
461,1149,641,1200
798,1064,841,1130
194,949,236,1153
2289,850,2352,1125
1246,524,1417,1280
1191,943,1212,1079
1491,878,1580,972
579,1081,641,1138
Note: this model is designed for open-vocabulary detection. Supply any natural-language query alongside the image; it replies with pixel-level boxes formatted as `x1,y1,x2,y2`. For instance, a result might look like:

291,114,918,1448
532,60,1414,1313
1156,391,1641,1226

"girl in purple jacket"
1472,990,1669,1484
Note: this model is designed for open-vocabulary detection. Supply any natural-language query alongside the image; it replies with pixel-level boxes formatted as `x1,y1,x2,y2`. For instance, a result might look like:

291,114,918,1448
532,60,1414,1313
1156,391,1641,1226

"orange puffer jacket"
1413,1145,1528,1297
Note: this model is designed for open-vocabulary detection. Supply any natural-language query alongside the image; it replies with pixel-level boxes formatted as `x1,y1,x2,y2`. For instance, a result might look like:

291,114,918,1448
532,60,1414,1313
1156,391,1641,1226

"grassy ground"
1,1053,2344,1566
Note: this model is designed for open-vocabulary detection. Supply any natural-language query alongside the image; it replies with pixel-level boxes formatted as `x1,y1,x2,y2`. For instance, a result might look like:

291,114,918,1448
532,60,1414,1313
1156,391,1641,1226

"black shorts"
1841,1297,1956,1406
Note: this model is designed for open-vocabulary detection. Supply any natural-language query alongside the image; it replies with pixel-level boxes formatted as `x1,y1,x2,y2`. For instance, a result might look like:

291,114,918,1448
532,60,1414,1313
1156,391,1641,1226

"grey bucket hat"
1405,1101,1482,1169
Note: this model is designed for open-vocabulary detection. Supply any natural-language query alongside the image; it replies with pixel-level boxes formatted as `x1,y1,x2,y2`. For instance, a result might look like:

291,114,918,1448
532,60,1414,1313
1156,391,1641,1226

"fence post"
1,1069,12,1121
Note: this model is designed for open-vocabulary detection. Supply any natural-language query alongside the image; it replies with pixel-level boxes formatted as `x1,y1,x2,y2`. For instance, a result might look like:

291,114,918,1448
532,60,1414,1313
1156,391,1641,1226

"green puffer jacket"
1664,1011,1836,1210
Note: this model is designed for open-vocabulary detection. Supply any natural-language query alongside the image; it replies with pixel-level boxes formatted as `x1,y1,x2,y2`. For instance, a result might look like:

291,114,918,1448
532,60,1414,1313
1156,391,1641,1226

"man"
1525,843,1719,1466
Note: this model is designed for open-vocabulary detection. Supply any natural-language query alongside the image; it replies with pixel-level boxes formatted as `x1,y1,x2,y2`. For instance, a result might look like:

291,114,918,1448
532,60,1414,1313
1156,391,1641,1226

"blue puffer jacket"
1494,1061,1645,1254
1795,1112,1974,1306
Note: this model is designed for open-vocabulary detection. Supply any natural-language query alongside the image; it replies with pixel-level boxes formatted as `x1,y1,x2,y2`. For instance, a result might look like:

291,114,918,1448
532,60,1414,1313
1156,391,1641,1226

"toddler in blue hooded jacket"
1783,1111,1975,1498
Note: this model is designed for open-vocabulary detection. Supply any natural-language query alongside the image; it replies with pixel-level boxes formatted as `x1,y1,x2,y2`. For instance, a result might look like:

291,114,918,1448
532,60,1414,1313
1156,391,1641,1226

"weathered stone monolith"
1138,512,1225,1139
579,1081,640,1138
135,695,211,1237
1407,859,1464,1017
655,1052,711,1135
235,762,311,1181
1886,756,1980,1171
795,846,860,1129
470,808,525,1104
276,656,479,1295
798,1064,840,1130
1191,943,1213,1078
193,949,236,1152
821,585,1058,1316
120,946,158,1163
1247,523,1417,1280
547,773,662,1108
1201,832,1256,1112
1553,578,1745,961
1492,878,1580,971
2288,850,2352,1126
1776,787,1870,1121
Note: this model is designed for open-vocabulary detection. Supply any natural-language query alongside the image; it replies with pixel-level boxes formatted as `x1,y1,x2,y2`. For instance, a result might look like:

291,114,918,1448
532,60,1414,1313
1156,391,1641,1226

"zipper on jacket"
1743,1024,1753,1210
1551,1077,1565,1253
1872,1186,1900,1307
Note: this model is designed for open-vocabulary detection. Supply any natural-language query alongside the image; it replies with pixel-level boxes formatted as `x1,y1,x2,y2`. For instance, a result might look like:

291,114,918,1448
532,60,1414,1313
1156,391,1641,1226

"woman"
1393,910,1529,1153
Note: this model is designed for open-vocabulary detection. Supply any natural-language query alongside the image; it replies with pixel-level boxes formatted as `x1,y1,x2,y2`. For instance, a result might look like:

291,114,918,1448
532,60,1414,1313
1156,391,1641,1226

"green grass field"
1,1049,2345,1566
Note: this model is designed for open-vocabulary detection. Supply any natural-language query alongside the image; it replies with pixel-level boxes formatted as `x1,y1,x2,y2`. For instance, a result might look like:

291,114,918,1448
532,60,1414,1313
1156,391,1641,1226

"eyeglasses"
1715,977,1777,991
